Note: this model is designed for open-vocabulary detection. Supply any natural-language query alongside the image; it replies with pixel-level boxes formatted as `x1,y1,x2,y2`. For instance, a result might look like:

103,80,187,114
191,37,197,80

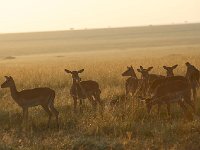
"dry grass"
0,23,200,149
0,50,200,150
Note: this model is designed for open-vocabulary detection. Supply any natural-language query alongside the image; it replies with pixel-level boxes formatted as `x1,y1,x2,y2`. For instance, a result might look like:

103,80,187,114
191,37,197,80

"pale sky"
0,0,199,33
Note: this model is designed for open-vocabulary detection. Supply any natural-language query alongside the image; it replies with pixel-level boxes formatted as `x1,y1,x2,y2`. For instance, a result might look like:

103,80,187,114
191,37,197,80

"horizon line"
0,21,200,35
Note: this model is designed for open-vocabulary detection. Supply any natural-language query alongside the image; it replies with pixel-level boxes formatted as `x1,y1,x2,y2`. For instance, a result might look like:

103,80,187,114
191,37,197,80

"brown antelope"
137,66,165,96
1,76,59,128
163,65,178,77
155,64,178,114
185,62,200,101
143,76,195,120
122,66,140,97
64,69,102,112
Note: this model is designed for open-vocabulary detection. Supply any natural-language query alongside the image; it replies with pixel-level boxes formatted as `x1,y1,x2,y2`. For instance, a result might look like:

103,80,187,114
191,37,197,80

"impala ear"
147,67,153,71
131,66,134,69
163,66,167,69
185,62,191,66
4,76,9,80
140,66,144,70
172,64,178,69
64,69,72,74
77,69,84,73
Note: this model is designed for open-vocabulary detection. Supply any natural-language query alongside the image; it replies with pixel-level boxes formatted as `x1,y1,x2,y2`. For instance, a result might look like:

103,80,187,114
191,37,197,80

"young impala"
65,69,102,112
1,76,59,128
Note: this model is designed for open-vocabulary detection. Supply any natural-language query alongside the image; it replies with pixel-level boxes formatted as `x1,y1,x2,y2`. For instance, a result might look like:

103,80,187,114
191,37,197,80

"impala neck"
9,80,19,101
72,78,86,94
131,71,138,79
72,79,78,86
167,72,174,77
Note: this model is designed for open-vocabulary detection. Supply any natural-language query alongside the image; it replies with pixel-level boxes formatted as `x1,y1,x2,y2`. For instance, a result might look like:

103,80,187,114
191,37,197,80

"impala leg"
157,104,161,115
178,101,193,121
23,107,28,128
42,105,52,128
125,86,129,99
88,96,97,111
94,92,103,108
22,108,26,124
192,88,197,101
167,104,171,118
184,97,196,113
72,97,78,113
79,99,83,113
49,103,59,128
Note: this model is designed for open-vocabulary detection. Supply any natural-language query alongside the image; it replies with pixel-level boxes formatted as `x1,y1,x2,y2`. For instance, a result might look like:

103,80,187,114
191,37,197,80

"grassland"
0,24,200,150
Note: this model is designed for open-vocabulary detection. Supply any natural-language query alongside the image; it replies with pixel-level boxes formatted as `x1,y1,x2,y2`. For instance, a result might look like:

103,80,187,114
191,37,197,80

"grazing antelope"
64,69,102,112
1,76,59,128
185,62,200,101
143,76,195,120
163,65,178,77
137,66,165,96
122,66,140,97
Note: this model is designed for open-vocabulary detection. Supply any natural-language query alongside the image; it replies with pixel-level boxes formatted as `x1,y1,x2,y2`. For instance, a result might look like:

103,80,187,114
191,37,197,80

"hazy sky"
0,0,199,33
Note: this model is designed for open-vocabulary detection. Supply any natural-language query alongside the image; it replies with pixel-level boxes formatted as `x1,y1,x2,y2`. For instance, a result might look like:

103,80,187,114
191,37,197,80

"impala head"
163,64,178,77
185,62,196,78
137,66,153,79
65,69,84,83
1,76,14,88
122,66,137,78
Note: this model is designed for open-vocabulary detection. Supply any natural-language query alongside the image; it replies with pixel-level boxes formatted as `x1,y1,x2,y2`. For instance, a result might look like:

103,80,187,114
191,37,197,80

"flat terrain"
0,23,200,57
0,24,200,149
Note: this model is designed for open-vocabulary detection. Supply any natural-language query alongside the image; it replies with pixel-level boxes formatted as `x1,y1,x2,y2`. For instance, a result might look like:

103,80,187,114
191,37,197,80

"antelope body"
122,66,141,97
65,69,102,112
1,76,59,128
185,62,200,101
144,76,195,120
137,66,165,96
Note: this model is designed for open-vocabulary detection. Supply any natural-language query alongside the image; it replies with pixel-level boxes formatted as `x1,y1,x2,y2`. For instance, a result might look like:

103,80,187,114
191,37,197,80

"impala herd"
1,62,199,128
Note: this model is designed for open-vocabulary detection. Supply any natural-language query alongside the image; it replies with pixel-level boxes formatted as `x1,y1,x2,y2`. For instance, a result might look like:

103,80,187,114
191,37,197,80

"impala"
154,64,178,114
1,76,59,128
143,76,195,120
122,66,141,97
65,69,102,112
137,66,165,96
185,62,200,101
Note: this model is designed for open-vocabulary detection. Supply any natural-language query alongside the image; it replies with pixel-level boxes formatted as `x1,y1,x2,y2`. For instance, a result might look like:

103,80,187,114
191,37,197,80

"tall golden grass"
0,50,200,149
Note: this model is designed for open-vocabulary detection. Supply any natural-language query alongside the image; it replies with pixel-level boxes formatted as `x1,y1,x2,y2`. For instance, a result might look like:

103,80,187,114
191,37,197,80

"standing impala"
137,66,165,96
1,76,59,128
185,62,200,101
65,69,102,112
122,66,140,97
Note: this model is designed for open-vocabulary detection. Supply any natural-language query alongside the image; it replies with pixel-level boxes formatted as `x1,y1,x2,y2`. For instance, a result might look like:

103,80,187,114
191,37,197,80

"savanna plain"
0,24,200,150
